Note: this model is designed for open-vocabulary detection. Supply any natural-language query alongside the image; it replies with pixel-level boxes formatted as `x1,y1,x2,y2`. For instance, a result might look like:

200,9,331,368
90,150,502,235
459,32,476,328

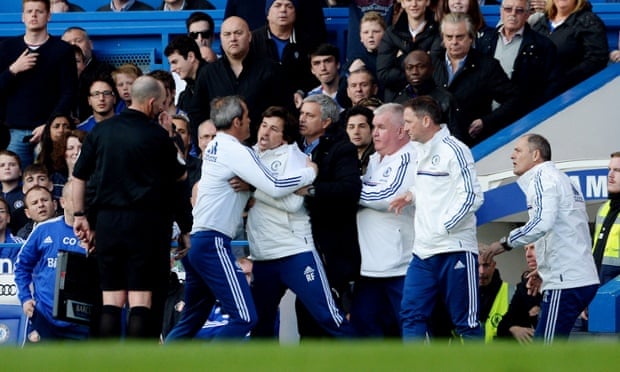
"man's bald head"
220,16,252,60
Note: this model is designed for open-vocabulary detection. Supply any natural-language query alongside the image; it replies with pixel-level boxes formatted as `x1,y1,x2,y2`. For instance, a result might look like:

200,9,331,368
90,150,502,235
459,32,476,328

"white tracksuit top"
357,142,417,277
410,125,483,259
508,161,599,290
247,144,316,261
192,133,316,237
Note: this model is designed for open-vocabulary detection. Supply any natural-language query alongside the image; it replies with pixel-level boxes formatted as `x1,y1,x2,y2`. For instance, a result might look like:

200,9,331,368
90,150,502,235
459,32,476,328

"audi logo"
0,284,17,296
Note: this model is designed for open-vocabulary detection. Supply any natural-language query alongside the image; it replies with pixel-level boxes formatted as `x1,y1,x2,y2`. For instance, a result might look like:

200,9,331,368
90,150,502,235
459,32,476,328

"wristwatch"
499,236,512,251
307,186,316,197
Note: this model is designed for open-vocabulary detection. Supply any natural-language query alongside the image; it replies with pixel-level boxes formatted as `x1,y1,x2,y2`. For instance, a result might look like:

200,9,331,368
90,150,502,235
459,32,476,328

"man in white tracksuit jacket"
391,96,484,341
351,103,417,337
484,134,599,344
166,96,317,341
247,106,354,338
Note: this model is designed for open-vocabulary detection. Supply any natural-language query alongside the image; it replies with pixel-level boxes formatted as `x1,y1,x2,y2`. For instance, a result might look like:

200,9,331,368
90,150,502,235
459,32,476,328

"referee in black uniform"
72,75,187,339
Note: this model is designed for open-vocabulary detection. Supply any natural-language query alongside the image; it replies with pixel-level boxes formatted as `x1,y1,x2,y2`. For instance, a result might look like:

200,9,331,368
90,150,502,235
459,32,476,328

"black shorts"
95,209,171,291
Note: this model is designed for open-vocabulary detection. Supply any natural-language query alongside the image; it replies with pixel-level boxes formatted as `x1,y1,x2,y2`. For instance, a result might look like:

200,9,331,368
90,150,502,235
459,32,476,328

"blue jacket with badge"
15,216,86,329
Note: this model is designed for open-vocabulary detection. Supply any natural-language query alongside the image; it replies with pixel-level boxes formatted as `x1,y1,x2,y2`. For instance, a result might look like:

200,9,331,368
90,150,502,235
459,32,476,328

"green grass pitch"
1,339,619,371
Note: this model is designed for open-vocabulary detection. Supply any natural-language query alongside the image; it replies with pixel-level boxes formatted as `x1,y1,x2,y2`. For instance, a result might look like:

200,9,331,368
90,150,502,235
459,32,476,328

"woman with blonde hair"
531,0,608,92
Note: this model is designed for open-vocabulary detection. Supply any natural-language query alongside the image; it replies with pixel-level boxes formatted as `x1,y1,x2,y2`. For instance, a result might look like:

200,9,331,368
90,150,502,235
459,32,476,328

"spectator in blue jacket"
15,180,89,342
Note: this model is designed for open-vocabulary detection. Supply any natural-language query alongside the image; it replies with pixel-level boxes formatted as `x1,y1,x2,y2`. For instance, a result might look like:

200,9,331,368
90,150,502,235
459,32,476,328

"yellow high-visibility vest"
484,281,510,343
593,201,620,266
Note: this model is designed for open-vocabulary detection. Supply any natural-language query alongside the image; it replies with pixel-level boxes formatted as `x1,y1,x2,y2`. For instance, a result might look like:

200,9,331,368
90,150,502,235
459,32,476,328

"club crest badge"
270,160,282,173
382,167,392,178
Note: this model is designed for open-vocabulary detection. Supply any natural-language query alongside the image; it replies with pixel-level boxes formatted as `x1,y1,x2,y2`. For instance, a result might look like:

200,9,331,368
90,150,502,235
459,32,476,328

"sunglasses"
502,6,527,14
89,90,114,97
188,30,213,40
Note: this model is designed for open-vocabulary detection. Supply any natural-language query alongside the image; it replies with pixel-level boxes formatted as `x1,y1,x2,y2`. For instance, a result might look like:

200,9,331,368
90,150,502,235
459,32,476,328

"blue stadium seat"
0,304,27,346
589,276,620,333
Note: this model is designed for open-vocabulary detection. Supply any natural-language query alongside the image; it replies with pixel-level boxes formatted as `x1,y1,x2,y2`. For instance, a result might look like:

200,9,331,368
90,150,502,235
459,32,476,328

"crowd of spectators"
0,0,618,344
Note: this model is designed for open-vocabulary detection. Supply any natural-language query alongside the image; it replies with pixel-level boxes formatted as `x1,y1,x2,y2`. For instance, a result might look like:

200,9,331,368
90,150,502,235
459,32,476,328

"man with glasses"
72,76,188,340
185,11,217,63
478,0,559,112
77,77,117,132
62,27,115,122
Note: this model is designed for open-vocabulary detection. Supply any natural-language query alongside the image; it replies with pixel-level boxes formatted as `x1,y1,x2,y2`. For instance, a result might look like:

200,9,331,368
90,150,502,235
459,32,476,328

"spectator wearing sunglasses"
185,11,218,63
477,0,560,113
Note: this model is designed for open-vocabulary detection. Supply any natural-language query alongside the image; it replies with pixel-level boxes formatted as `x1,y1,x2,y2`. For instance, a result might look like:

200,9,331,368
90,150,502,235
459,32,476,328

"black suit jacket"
432,48,521,146
299,125,362,286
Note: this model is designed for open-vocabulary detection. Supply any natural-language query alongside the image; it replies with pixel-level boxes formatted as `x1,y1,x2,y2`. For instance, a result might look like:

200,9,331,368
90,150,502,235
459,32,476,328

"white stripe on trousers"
466,251,478,328
215,236,251,322
311,250,344,325
543,289,561,345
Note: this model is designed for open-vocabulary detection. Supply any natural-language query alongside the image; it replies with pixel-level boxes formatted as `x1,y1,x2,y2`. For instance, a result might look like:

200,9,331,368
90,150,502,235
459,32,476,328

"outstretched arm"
72,177,93,252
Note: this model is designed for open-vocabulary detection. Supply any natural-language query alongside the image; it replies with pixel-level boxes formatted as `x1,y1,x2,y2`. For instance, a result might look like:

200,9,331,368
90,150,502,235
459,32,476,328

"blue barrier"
0,305,27,346
0,243,26,346
589,276,620,333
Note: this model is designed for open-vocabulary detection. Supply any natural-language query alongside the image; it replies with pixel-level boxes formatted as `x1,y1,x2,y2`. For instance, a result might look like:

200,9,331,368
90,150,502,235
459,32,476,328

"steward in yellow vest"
479,259,510,343
593,153,620,284
592,198,620,284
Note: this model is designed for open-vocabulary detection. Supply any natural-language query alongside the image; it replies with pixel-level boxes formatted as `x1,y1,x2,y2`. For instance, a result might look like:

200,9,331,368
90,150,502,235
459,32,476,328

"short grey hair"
501,0,531,9
302,94,339,125
441,13,475,41
373,103,404,127
210,95,245,130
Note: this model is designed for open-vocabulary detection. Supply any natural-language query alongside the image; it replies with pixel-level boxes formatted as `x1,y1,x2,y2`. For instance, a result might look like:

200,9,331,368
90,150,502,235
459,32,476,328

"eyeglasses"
502,6,527,14
89,90,114,98
188,30,213,40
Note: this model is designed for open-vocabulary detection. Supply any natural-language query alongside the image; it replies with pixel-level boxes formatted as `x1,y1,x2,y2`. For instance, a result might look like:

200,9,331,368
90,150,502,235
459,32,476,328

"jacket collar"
517,161,553,192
